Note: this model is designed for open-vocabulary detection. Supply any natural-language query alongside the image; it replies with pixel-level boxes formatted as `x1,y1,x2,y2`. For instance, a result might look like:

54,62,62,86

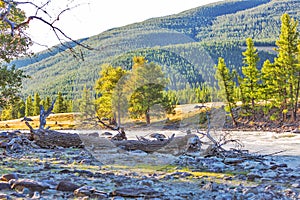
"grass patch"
102,164,177,174
273,133,296,139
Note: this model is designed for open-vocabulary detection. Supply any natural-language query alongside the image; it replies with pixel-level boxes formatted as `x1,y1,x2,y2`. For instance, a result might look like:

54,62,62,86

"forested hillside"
13,0,298,99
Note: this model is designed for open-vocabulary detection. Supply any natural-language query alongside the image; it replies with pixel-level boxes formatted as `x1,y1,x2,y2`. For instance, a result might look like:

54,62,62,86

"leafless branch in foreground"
1,0,96,60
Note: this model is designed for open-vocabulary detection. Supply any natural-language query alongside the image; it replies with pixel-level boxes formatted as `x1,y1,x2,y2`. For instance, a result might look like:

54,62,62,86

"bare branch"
21,16,93,51
1,0,96,60
9,0,52,17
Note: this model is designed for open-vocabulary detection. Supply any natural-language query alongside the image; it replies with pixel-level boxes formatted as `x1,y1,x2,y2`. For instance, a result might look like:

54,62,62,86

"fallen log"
25,121,83,148
111,134,175,153
24,100,83,149
31,129,83,148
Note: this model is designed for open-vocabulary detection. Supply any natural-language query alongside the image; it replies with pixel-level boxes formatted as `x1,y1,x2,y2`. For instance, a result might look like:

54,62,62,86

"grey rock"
101,132,113,136
111,187,162,198
22,187,30,195
212,162,226,169
111,197,125,200
56,180,80,192
0,193,11,200
247,172,262,181
137,179,154,187
11,179,49,192
202,182,218,192
128,150,148,156
291,183,300,188
243,187,259,195
87,132,99,137
215,193,233,200
0,182,10,190
74,185,109,198
223,158,244,165
31,191,40,199
262,170,277,178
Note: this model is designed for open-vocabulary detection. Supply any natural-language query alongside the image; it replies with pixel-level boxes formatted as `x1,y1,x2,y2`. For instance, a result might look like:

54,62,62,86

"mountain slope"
15,0,298,99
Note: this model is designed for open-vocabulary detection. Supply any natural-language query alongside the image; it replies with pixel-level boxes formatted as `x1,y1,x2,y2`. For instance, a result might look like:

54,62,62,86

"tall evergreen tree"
275,14,299,121
25,95,33,117
262,13,300,121
240,38,261,118
33,92,41,116
53,92,66,113
215,57,237,126
79,85,95,120
17,99,25,119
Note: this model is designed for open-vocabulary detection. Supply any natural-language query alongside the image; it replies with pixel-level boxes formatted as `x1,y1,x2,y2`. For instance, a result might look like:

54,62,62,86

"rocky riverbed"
0,129,300,199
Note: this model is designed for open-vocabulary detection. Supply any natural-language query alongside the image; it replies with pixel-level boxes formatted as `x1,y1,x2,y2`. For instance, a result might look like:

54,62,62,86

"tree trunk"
293,79,300,121
145,109,150,125
228,103,237,127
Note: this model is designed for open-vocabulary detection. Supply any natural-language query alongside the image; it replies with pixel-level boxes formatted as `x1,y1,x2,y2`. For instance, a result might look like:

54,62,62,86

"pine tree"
128,59,168,125
262,14,300,121
215,57,237,126
274,14,300,121
240,38,261,119
25,95,33,117
79,85,95,120
53,92,66,113
65,99,73,113
33,92,41,116
17,99,25,119
45,96,51,111
261,60,283,120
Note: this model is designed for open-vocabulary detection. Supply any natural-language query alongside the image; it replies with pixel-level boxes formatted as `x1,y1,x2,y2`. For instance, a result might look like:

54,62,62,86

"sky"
21,0,223,52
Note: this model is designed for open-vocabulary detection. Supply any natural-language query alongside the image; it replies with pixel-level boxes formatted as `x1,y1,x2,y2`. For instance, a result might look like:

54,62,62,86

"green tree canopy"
128,58,168,125
0,2,30,110
0,66,28,109
95,64,127,124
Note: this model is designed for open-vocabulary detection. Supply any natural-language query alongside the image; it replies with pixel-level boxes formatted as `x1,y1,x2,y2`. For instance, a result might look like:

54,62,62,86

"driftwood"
195,111,268,163
111,134,175,153
30,128,83,148
24,100,83,148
